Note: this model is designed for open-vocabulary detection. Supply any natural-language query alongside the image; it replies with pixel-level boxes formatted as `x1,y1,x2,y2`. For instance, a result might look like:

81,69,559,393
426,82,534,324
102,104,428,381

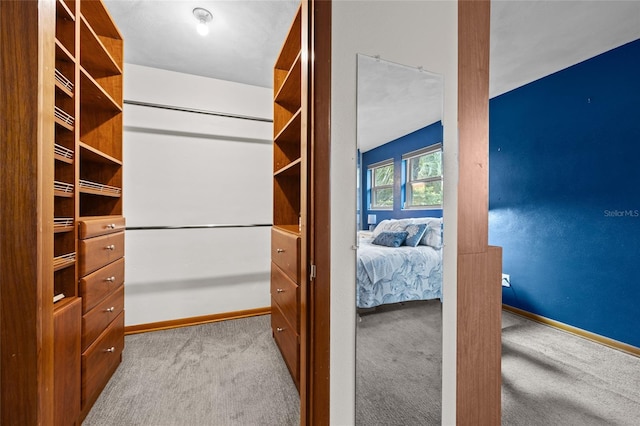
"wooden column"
0,0,56,424
457,1,502,424
307,0,331,424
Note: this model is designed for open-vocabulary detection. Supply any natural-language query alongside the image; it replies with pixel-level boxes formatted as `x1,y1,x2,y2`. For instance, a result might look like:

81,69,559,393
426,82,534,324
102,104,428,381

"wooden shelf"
275,108,302,142
275,158,301,177
273,224,301,236
81,0,123,40
53,252,76,271
78,188,122,198
55,39,75,63
274,109,302,170
54,117,74,132
80,16,122,77
274,4,301,87
275,53,301,110
54,217,74,233
54,180,74,198
54,225,75,234
56,0,75,22
54,143,74,164
55,154,73,164
55,69,74,98
78,179,121,197
54,190,74,198
79,142,122,166
80,67,122,112
55,80,74,98
53,295,76,309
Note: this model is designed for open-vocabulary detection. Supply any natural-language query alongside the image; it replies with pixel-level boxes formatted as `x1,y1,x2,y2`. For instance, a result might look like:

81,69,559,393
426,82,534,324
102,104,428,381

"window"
369,160,394,209
403,144,442,209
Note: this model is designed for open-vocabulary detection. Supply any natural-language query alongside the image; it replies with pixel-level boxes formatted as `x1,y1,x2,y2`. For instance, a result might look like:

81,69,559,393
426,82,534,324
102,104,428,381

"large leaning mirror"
355,54,444,425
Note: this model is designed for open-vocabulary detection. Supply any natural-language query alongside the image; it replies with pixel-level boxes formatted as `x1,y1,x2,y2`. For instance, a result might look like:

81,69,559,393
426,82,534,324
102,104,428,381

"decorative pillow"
372,231,408,247
420,220,443,249
403,223,428,247
372,219,391,238
424,226,442,249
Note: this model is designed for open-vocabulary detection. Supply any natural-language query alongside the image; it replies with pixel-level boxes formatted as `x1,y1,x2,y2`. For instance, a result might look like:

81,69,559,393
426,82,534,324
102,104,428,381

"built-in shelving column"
78,0,123,218
271,3,305,391
77,0,125,419
53,0,79,307
53,1,82,424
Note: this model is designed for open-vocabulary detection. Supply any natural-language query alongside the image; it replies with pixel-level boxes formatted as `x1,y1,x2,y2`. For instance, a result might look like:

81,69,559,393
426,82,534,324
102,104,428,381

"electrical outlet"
502,273,511,287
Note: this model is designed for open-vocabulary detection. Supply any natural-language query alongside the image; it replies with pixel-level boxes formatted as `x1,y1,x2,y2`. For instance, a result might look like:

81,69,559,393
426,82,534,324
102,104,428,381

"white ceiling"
103,0,299,88
103,0,640,151
357,55,443,152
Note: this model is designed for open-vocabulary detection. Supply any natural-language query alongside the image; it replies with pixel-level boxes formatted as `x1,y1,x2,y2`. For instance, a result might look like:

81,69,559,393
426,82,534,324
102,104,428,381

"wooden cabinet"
77,217,125,419
54,298,82,426
271,3,306,390
81,311,125,408
1,0,123,423
76,0,124,419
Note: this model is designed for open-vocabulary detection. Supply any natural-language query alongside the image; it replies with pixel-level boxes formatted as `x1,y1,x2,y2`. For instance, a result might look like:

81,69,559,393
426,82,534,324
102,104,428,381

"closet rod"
126,224,272,231
123,99,273,123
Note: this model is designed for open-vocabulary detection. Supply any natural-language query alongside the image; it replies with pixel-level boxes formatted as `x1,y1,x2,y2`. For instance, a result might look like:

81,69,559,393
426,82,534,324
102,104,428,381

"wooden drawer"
82,311,124,409
271,302,299,385
78,232,124,277
82,285,124,352
271,263,299,332
78,216,125,239
80,257,124,313
53,298,81,426
271,227,300,282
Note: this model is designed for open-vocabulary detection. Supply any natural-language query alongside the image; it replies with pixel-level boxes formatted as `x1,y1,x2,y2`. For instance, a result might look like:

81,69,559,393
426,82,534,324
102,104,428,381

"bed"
356,217,443,309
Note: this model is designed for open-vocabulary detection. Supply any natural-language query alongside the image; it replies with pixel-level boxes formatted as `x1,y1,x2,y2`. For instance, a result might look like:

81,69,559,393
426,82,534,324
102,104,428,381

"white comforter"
356,238,442,308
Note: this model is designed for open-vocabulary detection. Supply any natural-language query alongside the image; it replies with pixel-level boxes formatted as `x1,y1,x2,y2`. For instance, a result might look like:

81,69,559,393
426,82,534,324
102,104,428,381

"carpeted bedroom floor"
356,300,640,426
84,303,640,425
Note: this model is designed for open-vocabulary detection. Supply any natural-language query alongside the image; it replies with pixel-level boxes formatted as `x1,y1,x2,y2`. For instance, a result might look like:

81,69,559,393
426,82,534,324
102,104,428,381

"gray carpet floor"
82,314,299,426
501,311,640,426
84,305,640,425
357,301,640,426
356,299,442,425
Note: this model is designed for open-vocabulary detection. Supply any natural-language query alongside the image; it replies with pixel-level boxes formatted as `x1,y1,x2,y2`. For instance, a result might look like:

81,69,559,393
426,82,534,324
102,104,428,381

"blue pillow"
403,223,428,247
372,231,408,247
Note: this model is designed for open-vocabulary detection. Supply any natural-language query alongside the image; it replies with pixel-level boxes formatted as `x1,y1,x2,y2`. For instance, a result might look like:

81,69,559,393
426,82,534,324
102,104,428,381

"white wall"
331,2,458,424
123,64,273,326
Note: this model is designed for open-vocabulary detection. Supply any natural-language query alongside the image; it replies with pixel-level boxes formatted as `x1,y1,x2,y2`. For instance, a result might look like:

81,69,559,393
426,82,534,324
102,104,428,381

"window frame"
402,144,443,210
368,159,394,210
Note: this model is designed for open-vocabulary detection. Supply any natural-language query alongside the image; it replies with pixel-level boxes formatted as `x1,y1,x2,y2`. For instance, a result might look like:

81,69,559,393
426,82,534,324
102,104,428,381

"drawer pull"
106,223,116,229
104,306,115,313
105,244,115,251
105,346,115,353
276,288,284,293
105,276,116,283
276,327,285,332
276,248,285,253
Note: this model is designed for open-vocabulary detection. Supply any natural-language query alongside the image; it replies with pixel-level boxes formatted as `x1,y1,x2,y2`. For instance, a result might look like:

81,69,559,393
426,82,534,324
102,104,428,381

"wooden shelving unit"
53,0,78,307
76,0,125,420
271,2,307,392
1,0,126,423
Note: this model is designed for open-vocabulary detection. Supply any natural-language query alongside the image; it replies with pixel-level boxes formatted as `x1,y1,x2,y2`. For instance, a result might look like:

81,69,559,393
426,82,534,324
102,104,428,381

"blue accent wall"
489,39,640,347
361,122,443,230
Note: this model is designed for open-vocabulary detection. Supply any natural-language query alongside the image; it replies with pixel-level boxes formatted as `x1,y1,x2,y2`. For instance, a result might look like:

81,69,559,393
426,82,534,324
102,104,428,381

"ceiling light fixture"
193,7,213,36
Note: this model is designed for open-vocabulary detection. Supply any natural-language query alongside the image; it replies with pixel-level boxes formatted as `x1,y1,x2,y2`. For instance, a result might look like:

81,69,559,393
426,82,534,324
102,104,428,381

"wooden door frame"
304,0,331,424
306,1,500,424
